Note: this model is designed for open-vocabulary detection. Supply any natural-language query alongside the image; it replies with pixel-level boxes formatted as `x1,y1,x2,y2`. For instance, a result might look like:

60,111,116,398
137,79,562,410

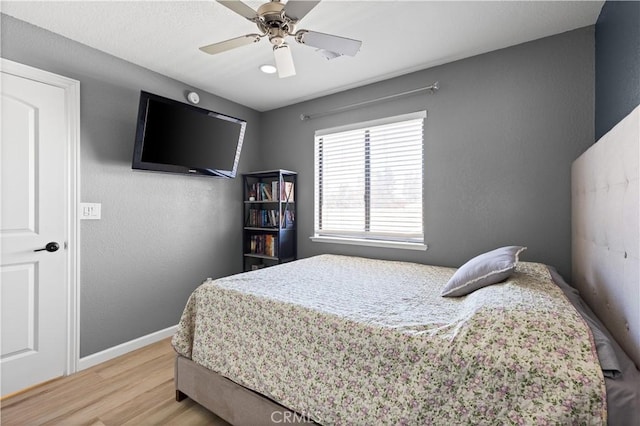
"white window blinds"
314,111,425,245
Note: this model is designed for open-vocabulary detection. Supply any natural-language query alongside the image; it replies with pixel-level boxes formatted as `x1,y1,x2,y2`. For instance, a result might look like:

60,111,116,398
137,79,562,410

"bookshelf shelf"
243,253,279,261
242,170,297,272
243,200,282,204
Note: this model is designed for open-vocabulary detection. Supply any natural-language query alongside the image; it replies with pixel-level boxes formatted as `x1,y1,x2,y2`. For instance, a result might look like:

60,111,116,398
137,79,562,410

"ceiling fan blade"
216,0,257,20
284,0,321,22
273,44,296,78
199,34,261,55
295,30,362,57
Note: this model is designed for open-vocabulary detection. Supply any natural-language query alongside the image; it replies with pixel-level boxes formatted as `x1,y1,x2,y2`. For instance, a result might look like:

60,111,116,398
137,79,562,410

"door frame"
1,58,81,376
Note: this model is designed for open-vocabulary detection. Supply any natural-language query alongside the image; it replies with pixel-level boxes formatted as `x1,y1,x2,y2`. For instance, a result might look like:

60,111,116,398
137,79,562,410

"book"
281,181,294,202
263,184,272,201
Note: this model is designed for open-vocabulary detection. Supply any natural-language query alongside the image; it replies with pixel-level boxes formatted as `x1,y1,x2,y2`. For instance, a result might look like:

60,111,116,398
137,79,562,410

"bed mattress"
172,254,606,424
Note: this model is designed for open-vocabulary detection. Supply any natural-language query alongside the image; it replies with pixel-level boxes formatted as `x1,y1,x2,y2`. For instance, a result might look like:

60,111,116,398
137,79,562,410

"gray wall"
595,0,640,140
260,27,595,280
1,14,262,357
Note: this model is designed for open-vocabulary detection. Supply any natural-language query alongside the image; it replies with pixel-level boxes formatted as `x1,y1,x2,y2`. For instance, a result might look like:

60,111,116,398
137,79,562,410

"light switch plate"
80,202,101,220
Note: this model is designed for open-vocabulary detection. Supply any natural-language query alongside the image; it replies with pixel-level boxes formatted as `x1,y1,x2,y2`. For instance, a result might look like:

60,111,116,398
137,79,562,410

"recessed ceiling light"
260,64,277,74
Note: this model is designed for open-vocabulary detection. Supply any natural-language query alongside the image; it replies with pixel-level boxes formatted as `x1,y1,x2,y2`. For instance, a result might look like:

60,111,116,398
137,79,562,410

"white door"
1,60,79,396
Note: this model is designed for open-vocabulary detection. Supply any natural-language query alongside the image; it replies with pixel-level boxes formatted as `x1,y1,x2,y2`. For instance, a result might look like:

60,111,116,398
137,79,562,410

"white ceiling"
1,1,604,111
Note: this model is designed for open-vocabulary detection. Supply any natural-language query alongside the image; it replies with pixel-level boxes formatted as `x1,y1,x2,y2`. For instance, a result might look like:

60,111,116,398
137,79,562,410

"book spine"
272,180,278,203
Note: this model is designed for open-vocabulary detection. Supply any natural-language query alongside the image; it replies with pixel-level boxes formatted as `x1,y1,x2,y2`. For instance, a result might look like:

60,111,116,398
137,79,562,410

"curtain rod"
300,81,439,121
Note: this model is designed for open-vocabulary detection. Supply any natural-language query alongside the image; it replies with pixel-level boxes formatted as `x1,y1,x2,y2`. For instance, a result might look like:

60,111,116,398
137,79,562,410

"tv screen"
132,91,246,178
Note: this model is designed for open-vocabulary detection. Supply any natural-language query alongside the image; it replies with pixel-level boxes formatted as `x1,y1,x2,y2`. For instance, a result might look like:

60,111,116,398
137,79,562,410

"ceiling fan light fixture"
260,64,278,74
273,44,296,78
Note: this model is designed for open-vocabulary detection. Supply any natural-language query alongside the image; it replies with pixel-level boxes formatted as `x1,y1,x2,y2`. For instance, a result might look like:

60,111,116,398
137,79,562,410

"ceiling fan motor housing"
257,2,285,25
256,1,296,46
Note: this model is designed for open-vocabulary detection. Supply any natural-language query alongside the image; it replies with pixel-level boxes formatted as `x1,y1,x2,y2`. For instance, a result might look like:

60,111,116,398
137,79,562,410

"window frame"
311,111,427,251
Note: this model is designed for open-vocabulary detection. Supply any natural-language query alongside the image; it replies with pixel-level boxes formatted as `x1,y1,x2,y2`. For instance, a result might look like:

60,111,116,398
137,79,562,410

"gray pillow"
441,246,527,297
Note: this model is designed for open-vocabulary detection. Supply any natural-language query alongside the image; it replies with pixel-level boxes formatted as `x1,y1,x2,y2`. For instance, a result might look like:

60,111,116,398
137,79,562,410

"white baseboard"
78,325,178,371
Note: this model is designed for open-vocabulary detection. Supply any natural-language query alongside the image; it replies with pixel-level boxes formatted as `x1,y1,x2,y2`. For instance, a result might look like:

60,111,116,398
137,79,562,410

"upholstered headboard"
572,105,640,368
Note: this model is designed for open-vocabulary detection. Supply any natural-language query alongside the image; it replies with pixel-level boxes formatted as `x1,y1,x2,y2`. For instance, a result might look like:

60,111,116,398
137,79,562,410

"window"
313,111,426,250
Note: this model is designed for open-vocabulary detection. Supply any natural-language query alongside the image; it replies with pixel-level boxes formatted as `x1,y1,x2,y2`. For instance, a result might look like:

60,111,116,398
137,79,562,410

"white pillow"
441,246,527,297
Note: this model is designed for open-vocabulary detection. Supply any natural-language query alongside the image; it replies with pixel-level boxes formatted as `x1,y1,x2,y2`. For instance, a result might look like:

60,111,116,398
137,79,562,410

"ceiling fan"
200,0,363,78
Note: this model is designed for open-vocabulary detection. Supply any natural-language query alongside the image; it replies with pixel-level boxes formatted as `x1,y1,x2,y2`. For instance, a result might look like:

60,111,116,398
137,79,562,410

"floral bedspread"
172,254,606,424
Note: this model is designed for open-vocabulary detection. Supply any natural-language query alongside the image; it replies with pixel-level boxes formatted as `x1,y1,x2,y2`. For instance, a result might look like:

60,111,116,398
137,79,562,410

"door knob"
34,242,60,252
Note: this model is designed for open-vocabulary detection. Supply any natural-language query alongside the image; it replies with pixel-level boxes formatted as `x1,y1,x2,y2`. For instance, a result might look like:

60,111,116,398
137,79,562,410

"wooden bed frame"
175,106,640,425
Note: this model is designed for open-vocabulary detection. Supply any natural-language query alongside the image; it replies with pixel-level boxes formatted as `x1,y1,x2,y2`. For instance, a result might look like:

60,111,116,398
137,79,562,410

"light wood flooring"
1,338,229,425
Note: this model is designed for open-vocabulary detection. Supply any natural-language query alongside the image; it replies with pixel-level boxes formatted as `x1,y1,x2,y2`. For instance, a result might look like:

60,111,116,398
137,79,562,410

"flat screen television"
132,91,246,178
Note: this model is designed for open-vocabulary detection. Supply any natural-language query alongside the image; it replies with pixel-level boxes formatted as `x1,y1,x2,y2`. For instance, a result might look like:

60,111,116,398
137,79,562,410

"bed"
172,105,640,425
